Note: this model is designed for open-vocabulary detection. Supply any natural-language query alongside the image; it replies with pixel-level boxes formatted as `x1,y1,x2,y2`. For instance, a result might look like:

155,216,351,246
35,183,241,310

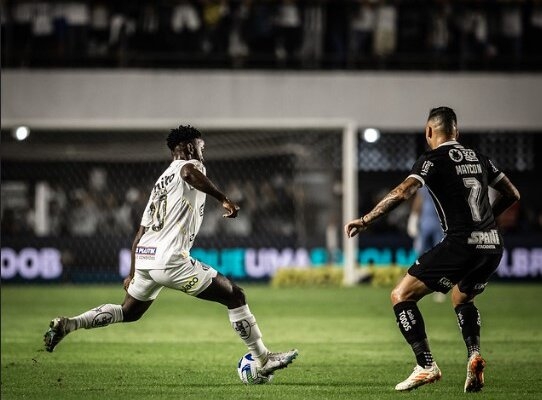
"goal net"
1,120,359,285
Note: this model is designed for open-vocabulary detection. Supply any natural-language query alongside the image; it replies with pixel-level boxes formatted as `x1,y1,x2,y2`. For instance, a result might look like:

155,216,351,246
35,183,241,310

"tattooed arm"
490,175,520,218
344,177,422,238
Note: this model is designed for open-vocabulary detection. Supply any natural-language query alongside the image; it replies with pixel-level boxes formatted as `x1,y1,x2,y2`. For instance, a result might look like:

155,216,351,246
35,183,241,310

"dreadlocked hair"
166,125,202,151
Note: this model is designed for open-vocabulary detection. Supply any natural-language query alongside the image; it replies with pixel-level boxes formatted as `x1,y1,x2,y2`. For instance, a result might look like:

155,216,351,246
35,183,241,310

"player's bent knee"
390,287,404,304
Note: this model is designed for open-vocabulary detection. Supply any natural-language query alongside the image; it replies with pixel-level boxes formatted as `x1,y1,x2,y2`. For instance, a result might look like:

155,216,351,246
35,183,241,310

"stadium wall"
2,70,542,131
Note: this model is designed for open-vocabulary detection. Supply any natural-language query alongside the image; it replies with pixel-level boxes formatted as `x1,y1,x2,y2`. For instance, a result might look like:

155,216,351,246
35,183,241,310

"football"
237,353,274,385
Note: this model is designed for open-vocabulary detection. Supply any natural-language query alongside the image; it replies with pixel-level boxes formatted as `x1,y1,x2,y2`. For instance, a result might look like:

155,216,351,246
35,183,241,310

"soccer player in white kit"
44,125,298,377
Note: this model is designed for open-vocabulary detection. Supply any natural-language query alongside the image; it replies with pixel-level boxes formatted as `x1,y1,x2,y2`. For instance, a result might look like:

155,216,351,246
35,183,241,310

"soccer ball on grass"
237,353,274,384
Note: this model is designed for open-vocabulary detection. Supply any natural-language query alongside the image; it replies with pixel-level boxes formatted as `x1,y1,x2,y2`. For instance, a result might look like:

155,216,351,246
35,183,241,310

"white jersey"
135,159,206,270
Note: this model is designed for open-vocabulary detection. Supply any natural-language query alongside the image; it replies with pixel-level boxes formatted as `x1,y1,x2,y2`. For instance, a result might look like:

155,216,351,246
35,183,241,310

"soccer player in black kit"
345,107,520,392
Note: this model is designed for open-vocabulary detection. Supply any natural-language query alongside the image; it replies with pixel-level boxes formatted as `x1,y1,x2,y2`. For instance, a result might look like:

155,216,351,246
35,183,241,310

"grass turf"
1,283,541,399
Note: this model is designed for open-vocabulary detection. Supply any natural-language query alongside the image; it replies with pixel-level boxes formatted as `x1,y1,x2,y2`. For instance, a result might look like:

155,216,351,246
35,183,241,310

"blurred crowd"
2,0,542,70
0,166,298,239
1,168,147,238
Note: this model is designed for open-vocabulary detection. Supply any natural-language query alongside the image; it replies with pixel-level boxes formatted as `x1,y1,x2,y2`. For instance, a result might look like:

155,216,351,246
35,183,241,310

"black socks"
393,301,433,368
393,301,482,366
455,303,481,358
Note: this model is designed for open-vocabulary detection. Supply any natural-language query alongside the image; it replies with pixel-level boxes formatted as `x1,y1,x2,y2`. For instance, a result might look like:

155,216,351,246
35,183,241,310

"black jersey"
408,140,505,236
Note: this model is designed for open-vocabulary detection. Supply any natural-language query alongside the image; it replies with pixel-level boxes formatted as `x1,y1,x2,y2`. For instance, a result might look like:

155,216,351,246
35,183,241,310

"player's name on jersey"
153,173,175,192
455,163,482,175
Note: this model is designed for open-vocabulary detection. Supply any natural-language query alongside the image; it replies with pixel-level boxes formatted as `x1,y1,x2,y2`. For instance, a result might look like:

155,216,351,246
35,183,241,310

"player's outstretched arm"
491,175,520,218
345,177,422,238
181,163,240,218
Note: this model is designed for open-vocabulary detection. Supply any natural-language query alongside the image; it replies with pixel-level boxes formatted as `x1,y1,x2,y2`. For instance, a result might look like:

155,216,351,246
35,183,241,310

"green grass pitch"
2,283,542,399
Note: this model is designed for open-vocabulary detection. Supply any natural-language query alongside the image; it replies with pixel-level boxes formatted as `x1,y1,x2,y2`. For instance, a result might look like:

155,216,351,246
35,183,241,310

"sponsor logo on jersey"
455,164,482,175
136,246,157,260
488,159,499,173
179,276,199,293
136,246,157,255
467,229,500,249
421,161,434,176
462,149,479,162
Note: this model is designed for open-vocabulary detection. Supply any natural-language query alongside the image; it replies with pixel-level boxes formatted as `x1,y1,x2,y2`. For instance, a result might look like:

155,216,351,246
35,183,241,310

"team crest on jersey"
449,148,464,162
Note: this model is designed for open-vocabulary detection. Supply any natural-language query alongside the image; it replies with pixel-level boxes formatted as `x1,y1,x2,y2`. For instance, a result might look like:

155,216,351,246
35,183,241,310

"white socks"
65,303,268,366
228,305,269,366
69,304,124,331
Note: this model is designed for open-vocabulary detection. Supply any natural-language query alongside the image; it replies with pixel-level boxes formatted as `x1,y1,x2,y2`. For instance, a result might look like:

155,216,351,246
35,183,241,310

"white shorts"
127,258,218,301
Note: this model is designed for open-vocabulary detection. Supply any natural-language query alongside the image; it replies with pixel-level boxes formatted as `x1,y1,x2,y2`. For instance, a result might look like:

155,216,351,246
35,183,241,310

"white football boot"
395,362,442,391
259,349,299,376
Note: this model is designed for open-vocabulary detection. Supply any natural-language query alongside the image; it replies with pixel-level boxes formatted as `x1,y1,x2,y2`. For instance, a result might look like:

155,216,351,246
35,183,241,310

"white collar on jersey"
436,140,460,148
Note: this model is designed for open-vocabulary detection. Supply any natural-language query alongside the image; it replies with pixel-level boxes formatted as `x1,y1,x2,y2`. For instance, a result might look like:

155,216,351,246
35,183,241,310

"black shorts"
408,235,503,294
